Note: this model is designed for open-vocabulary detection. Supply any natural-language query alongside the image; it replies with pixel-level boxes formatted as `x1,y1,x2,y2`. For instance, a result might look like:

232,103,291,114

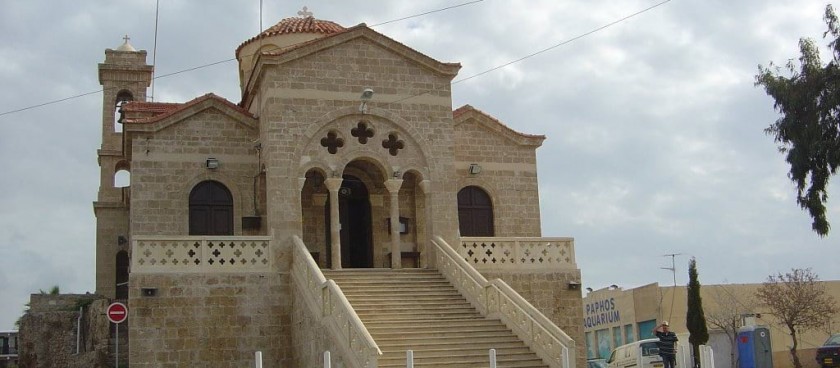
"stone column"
325,178,343,270
418,180,432,268
384,179,404,269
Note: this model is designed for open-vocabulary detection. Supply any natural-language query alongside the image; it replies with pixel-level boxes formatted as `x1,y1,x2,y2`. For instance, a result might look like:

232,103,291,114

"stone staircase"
324,269,549,368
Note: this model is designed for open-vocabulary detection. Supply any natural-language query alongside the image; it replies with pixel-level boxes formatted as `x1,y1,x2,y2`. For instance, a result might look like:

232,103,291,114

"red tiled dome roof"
236,16,345,58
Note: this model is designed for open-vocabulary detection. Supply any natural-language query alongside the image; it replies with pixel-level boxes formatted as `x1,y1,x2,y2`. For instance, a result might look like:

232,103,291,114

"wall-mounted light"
359,88,374,114
206,158,219,170
141,287,158,297
468,163,482,175
117,235,128,246
568,281,581,290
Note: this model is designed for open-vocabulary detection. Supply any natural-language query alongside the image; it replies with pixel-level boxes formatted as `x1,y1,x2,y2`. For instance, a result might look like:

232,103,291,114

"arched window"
114,90,133,133
189,181,234,235
115,250,129,300
457,186,494,236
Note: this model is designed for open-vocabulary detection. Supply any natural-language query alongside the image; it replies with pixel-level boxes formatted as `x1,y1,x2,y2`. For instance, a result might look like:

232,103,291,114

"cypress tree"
686,257,709,368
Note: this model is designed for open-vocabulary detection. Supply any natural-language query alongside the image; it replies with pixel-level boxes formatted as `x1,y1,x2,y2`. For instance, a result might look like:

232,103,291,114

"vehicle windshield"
825,334,840,346
641,342,660,356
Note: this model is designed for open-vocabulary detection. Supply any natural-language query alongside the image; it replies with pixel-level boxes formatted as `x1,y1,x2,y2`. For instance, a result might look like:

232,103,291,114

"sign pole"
106,302,128,368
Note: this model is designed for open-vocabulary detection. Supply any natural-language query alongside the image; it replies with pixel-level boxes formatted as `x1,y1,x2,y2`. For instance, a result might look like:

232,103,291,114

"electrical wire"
0,1,486,118
0,0,670,117
387,0,673,105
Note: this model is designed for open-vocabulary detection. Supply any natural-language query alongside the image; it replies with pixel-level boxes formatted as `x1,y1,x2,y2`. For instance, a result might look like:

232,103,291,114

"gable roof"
122,93,257,132
453,104,545,147
242,24,461,107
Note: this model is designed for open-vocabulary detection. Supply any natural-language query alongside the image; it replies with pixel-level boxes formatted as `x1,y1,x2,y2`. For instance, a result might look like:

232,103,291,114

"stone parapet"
460,237,576,271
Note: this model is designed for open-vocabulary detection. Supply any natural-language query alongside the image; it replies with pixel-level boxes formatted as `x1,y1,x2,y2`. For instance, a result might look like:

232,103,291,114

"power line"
452,0,672,85
369,0,484,27
0,0,670,117
387,0,673,105
0,1,487,118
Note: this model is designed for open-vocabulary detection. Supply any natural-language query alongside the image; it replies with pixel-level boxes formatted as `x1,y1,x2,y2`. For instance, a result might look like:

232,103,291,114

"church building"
94,12,583,367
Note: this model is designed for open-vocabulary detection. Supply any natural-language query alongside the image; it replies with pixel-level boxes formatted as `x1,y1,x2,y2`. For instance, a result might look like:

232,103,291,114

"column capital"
325,178,343,191
384,179,404,194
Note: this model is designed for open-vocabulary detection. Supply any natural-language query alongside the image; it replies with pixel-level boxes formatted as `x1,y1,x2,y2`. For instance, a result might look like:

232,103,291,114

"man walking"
654,321,678,368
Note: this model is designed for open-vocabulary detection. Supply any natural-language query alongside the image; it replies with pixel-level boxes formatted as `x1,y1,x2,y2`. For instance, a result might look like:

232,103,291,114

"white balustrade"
290,236,381,368
459,237,576,271
132,236,271,273
433,236,576,368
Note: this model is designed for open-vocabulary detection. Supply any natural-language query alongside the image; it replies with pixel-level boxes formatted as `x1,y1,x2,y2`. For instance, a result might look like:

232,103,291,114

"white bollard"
489,348,497,368
324,351,331,368
407,350,414,368
254,351,263,368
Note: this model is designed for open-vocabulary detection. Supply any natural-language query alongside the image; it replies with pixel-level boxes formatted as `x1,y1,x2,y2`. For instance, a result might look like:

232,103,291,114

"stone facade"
89,14,584,368
128,274,288,367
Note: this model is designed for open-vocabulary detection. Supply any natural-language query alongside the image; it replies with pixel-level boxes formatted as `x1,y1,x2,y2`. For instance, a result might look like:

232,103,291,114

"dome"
235,16,345,58
115,36,137,52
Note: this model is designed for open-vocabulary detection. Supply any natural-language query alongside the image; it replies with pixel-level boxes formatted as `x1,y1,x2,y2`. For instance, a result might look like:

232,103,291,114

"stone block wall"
454,117,543,237
129,109,260,236
18,294,111,368
482,270,586,368
127,273,290,367
255,34,462,248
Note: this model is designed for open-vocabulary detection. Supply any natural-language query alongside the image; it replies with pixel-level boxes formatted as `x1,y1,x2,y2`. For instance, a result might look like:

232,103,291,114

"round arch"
457,185,495,237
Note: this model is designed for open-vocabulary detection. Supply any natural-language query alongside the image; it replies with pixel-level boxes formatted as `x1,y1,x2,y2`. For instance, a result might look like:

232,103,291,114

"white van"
606,338,664,368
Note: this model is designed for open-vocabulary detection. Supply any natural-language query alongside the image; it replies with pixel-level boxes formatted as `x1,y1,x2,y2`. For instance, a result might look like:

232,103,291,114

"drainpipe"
76,306,82,354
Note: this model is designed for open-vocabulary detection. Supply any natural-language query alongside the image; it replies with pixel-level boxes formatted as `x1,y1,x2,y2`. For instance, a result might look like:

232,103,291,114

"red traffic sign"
107,302,128,324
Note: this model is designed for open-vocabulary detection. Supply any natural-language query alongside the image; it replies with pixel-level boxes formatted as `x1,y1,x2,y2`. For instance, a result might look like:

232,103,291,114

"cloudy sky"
1,0,838,330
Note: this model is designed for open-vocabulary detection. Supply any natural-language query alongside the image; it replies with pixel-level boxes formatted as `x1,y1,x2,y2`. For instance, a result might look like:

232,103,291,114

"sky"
0,0,838,331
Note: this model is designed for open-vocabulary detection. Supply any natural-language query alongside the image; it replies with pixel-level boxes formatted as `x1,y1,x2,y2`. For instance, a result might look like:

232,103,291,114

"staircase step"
325,269,548,368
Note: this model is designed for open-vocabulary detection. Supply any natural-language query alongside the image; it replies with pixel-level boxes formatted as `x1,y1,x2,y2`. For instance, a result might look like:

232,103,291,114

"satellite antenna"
661,253,683,323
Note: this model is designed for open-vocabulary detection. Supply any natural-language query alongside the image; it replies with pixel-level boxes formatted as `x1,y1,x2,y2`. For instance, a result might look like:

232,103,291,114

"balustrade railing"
433,236,576,368
459,237,575,271
132,236,271,273
290,236,381,368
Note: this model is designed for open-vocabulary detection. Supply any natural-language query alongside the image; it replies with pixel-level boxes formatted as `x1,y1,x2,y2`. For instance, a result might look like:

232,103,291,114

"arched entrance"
325,175,373,268
457,186,494,236
188,180,234,235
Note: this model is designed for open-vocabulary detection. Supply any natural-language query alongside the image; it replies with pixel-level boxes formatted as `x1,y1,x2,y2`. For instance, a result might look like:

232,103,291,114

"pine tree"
686,258,709,368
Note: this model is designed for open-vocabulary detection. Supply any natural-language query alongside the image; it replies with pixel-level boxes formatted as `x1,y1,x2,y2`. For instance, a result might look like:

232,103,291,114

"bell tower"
93,37,153,298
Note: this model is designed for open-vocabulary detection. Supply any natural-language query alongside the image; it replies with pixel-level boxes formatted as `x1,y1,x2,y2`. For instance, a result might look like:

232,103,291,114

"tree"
706,285,756,368
754,268,838,368
686,258,709,368
755,4,840,237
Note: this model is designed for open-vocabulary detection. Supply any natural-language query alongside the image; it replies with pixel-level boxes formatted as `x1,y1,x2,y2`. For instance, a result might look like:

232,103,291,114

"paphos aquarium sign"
583,297,620,328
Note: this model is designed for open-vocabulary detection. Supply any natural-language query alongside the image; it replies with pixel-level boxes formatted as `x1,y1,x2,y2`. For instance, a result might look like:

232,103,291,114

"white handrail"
432,236,576,368
290,236,381,368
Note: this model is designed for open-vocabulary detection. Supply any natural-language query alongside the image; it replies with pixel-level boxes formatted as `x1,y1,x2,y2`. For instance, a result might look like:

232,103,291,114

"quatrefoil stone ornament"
351,121,375,144
382,133,404,156
320,131,344,154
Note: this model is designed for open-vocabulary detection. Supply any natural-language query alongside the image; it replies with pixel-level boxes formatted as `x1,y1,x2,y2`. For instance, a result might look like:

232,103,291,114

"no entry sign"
107,302,128,324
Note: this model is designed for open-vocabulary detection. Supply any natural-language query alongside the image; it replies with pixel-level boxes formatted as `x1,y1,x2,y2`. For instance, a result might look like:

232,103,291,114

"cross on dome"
123,35,130,43
297,6,313,17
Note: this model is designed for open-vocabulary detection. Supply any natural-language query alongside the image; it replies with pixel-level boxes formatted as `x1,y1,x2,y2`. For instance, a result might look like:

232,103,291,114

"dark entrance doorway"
457,186,494,236
325,175,373,268
189,180,234,235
